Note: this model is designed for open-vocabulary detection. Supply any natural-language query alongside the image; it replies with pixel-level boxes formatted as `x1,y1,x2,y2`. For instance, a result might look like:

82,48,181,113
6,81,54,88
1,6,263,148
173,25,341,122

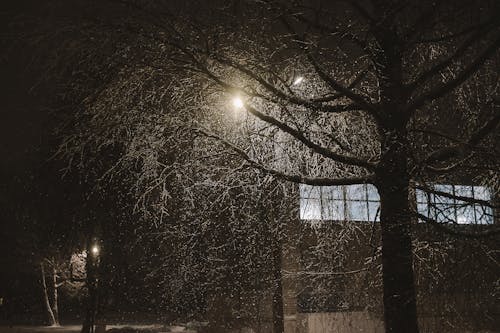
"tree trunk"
52,265,60,326
40,263,58,326
377,127,419,333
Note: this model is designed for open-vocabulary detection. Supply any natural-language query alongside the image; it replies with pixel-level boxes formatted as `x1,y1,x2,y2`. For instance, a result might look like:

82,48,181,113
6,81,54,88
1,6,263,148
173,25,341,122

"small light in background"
293,76,304,85
91,245,99,256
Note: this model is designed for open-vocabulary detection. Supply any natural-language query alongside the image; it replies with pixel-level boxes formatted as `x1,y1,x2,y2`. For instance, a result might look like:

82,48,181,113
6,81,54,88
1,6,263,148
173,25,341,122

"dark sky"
1,2,75,312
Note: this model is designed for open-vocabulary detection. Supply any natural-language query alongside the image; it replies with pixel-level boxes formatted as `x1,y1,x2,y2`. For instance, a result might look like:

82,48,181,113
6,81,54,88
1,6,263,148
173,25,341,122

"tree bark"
377,126,419,333
40,262,58,326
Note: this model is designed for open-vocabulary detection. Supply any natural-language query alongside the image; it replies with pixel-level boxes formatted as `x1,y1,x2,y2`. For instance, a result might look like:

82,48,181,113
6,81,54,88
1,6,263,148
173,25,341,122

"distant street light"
91,245,99,256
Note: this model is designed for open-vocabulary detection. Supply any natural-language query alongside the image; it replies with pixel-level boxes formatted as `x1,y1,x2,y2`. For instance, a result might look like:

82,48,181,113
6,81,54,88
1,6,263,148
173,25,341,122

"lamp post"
228,78,304,333
82,241,101,333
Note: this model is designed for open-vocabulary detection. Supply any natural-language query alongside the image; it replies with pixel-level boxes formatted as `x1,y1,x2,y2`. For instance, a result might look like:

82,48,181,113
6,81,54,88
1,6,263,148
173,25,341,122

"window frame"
416,183,494,225
300,183,494,224
299,184,380,222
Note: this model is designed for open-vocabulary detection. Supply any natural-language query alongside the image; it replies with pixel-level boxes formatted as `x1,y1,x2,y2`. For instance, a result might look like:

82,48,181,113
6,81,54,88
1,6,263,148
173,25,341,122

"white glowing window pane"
416,189,429,204
417,184,493,224
454,198,474,210
417,203,428,216
348,201,368,221
454,185,472,197
299,184,380,222
368,202,380,221
455,205,474,224
322,199,344,220
300,197,321,220
300,184,320,199
367,185,379,201
432,204,451,222
435,184,453,193
474,205,493,224
472,186,493,224
433,184,454,204
299,184,309,198
346,184,366,200
322,186,343,199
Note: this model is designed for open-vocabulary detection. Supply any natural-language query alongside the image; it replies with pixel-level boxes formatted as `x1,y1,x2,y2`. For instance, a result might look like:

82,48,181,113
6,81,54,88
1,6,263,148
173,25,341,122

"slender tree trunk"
40,263,58,326
377,126,419,333
51,265,60,326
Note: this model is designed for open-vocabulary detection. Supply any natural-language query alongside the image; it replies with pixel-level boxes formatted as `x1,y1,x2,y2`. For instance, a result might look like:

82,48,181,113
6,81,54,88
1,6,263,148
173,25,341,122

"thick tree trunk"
377,127,419,333
40,263,58,326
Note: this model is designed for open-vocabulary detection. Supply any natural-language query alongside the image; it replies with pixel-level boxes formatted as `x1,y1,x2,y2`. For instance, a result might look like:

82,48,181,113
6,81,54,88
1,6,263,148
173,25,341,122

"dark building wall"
281,218,499,333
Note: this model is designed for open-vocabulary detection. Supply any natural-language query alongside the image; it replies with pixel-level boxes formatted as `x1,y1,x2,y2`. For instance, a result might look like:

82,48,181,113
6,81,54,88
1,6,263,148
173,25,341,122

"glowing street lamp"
91,245,100,256
232,96,244,109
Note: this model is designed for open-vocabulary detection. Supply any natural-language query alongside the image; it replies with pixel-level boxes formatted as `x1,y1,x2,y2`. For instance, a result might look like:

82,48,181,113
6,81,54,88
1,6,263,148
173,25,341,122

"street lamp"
292,76,304,86
91,245,99,256
232,96,244,109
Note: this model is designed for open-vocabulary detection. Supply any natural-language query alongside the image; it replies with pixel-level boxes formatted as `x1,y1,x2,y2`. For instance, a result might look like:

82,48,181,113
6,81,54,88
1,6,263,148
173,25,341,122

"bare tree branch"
277,16,378,117
424,154,473,174
416,213,500,239
421,111,500,165
407,33,500,112
211,55,364,114
269,1,371,53
305,52,379,116
311,69,369,103
415,184,498,209
407,23,499,92
244,103,376,170
194,127,375,185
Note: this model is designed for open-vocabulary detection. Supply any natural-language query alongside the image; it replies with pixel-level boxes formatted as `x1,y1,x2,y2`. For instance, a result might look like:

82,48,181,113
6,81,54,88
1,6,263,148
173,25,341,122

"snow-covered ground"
0,325,166,333
0,326,81,333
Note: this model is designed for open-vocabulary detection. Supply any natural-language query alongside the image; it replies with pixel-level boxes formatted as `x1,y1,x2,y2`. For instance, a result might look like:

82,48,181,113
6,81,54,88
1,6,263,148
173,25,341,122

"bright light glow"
91,245,99,256
232,97,244,109
293,76,304,85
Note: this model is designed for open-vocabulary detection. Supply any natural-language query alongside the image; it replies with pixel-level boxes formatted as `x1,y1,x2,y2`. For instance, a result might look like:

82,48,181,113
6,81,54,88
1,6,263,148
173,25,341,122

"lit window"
300,184,380,221
416,184,493,224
